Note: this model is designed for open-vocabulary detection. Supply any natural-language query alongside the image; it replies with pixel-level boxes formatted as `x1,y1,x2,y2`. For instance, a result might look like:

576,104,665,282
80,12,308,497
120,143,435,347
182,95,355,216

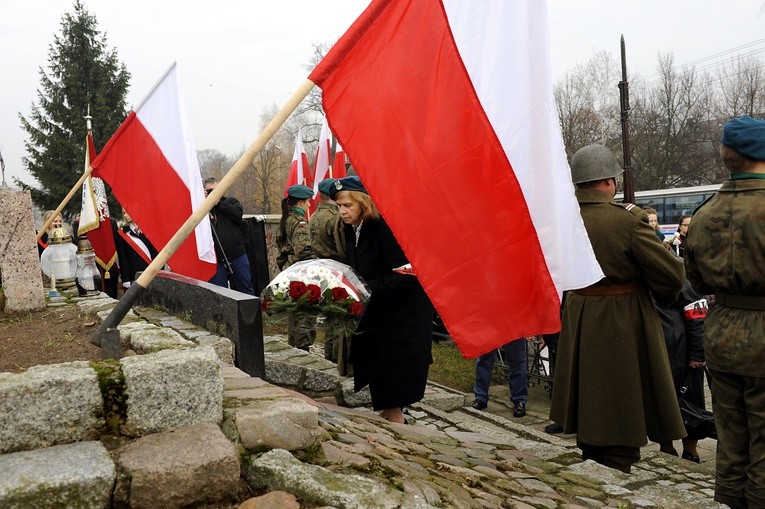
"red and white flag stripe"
310,0,603,358
313,117,332,197
91,63,216,281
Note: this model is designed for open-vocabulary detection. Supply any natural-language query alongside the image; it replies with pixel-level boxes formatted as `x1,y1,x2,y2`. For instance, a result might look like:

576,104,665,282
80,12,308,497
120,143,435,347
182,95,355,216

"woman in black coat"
653,279,707,462
331,176,433,424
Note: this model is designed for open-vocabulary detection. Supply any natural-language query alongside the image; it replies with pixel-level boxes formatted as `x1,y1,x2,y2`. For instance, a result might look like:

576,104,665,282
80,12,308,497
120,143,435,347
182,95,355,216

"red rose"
305,284,322,303
261,296,272,314
349,301,364,317
331,287,349,301
288,281,307,299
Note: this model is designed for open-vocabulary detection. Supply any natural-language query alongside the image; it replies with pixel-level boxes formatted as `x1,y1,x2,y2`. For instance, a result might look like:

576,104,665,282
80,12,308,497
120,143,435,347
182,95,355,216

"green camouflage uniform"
685,178,765,509
276,207,316,349
309,201,346,261
309,201,347,363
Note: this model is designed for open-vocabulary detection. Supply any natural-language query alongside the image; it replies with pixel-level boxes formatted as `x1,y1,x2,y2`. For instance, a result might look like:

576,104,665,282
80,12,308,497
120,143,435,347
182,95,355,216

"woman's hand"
689,360,705,368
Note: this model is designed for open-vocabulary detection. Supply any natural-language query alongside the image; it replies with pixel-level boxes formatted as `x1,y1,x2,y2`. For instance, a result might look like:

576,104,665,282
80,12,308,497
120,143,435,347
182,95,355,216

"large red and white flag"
91,63,216,281
284,129,311,194
78,134,118,277
331,139,347,179
312,117,332,197
310,0,603,357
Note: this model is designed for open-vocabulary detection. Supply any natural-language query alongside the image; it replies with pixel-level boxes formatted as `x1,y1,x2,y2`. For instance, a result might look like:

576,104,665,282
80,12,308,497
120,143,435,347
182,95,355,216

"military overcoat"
684,179,765,377
550,189,687,447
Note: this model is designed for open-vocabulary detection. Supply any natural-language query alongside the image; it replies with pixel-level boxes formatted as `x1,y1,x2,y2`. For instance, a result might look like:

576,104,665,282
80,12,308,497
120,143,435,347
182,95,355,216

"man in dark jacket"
203,177,254,296
550,144,686,473
685,116,765,509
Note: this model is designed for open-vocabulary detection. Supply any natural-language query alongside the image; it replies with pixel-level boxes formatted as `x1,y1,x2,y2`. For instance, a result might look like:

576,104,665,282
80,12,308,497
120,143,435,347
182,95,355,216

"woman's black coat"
344,218,433,410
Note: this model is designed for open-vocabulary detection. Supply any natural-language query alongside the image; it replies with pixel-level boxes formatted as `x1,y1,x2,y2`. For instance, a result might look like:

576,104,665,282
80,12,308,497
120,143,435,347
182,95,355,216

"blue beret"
329,176,367,199
286,184,314,200
317,178,337,196
721,115,765,161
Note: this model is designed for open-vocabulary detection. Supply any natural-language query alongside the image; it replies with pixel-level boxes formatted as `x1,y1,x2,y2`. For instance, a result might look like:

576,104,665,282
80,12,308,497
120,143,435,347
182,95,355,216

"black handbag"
679,368,717,440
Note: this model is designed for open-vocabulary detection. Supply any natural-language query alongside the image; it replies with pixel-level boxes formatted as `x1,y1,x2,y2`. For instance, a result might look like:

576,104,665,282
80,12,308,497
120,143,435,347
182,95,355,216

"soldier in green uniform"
310,178,348,365
276,184,316,350
685,116,765,509
550,144,686,473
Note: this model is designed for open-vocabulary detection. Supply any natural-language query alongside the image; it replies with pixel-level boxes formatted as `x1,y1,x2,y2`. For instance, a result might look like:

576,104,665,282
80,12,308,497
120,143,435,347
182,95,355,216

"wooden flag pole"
93,78,316,343
36,165,93,240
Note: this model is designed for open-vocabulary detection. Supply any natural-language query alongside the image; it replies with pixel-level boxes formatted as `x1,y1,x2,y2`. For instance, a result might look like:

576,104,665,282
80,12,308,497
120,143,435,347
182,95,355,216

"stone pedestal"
0,190,45,312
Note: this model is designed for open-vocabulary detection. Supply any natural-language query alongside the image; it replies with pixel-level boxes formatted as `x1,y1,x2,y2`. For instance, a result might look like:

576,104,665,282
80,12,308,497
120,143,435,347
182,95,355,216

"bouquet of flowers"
260,259,371,334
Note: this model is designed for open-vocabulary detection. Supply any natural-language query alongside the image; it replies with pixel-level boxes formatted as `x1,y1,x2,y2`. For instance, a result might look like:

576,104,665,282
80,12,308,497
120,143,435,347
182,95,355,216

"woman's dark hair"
278,196,303,242
677,214,692,232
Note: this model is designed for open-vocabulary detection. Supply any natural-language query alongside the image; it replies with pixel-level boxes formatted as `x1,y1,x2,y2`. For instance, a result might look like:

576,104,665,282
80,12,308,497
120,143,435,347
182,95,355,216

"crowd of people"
545,116,763,509
36,115,764,507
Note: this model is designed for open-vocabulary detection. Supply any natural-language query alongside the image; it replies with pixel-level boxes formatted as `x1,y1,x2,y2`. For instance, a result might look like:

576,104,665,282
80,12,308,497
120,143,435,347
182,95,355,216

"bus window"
634,198,665,222
664,194,705,225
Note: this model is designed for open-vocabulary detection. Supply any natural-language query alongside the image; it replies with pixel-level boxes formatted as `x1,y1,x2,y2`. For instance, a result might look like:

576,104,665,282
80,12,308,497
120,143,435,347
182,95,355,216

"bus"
616,184,721,238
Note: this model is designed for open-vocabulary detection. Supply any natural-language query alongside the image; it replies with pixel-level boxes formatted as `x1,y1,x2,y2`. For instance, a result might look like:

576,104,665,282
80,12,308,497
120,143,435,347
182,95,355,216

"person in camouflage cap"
310,178,347,365
685,115,765,509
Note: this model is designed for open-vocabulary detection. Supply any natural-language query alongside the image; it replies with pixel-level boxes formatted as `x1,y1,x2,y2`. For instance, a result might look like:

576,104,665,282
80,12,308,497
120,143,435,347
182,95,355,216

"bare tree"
554,51,621,157
197,148,230,181
715,55,765,117
630,54,716,189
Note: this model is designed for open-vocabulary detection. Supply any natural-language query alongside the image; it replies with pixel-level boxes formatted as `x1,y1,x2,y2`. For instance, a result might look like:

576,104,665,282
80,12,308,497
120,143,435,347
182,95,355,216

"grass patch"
429,341,508,393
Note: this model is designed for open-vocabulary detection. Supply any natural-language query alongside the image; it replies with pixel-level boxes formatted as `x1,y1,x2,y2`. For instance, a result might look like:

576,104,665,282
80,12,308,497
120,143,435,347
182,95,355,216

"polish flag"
78,134,118,277
312,117,332,198
310,0,603,358
331,139,347,179
284,129,311,194
91,63,216,281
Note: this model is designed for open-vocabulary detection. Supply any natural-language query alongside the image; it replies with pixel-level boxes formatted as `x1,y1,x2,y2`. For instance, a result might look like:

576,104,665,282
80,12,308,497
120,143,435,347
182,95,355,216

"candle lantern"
40,227,77,290
74,238,101,297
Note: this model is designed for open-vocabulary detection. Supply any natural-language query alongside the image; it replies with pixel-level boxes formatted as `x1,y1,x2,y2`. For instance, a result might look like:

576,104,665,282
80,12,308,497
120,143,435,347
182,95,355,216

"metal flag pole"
92,78,316,345
619,35,636,204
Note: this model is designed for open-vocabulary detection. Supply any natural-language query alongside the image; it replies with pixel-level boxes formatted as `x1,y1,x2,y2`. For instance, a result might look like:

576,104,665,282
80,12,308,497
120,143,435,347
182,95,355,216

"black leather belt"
716,293,765,310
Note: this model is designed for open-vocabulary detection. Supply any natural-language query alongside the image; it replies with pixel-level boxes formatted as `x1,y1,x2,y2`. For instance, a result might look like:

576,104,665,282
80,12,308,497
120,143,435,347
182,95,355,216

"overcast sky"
1,0,764,189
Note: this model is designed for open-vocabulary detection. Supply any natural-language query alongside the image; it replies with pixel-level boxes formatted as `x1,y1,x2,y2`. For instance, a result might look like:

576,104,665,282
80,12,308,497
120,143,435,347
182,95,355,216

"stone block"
0,190,45,312
264,359,303,386
195,334,235,365
0,441,115,508
96,308,138,323
138,271,265,377
304,368,340,392
235,397,319,451
75,295,117,314
339,378,372,407
120,346,223,436
127,325,194,354
246,449,425,509
421,391,465,411
0,361,102,453
115,424,239,509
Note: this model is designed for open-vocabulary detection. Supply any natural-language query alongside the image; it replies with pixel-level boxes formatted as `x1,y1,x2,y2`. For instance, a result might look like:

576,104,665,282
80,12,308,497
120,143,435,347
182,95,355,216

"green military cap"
329,175,367,199
721,115,765,161
286,184,314,200
317,178,337,196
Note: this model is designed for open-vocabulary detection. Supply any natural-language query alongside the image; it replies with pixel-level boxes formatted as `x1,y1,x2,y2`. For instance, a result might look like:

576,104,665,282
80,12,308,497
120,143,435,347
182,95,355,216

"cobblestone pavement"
256,336,727,508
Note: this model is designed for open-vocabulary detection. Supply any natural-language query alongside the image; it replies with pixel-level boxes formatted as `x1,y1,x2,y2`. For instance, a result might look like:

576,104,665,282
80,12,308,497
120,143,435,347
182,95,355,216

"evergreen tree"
18,0,130,219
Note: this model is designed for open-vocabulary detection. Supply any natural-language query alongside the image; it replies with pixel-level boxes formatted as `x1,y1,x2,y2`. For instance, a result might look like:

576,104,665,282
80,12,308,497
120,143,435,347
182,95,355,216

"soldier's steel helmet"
570,144,622,184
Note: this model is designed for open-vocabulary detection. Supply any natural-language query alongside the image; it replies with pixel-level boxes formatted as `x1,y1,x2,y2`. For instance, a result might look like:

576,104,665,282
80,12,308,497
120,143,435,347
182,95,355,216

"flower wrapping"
260,259,371,334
